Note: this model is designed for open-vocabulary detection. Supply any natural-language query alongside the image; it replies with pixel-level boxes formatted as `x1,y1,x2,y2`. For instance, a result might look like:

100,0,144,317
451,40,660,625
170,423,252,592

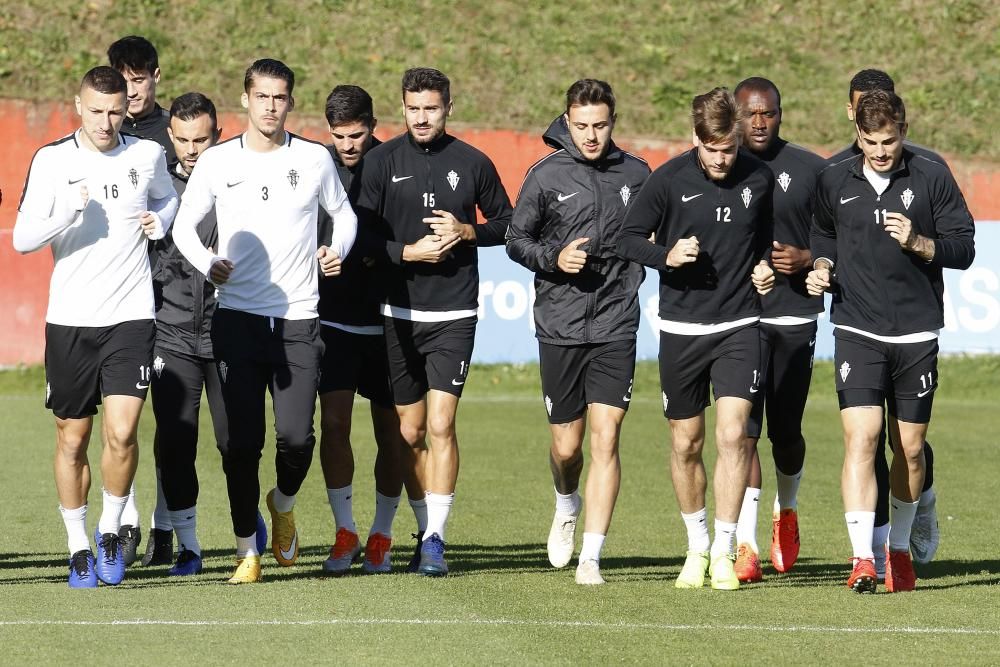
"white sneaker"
575,558,605,585
910,488,940,564
547,512,578,568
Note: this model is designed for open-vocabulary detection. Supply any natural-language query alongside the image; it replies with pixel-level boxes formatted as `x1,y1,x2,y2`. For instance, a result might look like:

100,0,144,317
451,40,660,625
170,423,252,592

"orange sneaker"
847,557,877,594
734,543,763,583
362,533,392,574
885,548,917,592
770,508,800,573
322,528,361,575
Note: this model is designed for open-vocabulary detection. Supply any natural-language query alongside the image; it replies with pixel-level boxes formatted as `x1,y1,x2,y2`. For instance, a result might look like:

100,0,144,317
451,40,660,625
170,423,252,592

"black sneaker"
406,531,424,573
118,524,142,566
140,527,174,566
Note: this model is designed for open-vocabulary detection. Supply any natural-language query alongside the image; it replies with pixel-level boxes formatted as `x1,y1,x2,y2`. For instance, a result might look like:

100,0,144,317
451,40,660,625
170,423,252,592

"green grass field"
0,1,997,159
1,357,998,664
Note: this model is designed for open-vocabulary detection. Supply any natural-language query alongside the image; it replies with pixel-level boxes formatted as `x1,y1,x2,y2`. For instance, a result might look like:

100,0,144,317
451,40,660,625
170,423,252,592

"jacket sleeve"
927,166,975,270
614,168,670,269
472,157,513,247
755,173,775,264
354,152,402,265
505,167,560,272
144,150,179,241
810,169,838,268
319,151,357,260
12,148,84,253
172,155,222,277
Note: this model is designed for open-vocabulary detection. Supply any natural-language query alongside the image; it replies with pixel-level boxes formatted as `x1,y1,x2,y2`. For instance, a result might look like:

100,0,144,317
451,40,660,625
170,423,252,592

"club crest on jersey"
219,361,228,383
777,171,791,193
447,170,460,191
152,356,165,379
839,361,851,382
128,168,138,188
901,188,914,210
620,185,631,206
741,187,753,208
662,391,669,413
288,169,299,190
544,395,553,417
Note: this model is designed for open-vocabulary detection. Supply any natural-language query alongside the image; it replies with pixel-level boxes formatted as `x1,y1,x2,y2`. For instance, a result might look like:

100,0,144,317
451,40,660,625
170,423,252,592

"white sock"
681,508,710,553
424,492,454,542
409,496,428,533
774,466,803,511
271,487,295,513
711,520,738,559
888,495,920,552
554,488,581,517
326,485,356,534
578,532,605,563
236,534,259,558
918,486,936,508
97,488,128,535
151,468,172,530
736,487,760,552
120,482,140,527
872,523,890,554
170,506,200,556
846,511,876,559
370,492,400,538
60,504,90,555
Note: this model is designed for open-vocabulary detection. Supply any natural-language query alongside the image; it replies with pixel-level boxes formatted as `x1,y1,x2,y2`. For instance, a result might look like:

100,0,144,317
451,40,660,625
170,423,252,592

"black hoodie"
506,116,650,345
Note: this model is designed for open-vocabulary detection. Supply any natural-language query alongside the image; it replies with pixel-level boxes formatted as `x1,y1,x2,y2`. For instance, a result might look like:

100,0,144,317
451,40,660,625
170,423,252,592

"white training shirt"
172,132,357,320
14,131,177,327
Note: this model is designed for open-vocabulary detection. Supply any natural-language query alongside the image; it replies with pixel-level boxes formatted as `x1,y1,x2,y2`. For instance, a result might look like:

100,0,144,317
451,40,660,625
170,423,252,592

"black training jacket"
615,148,774,323
122,103,176,164
506,115,649,344
811,150,975,335
355,132,512,312
317,137,383,326
754,139,827,317
151,163,218,357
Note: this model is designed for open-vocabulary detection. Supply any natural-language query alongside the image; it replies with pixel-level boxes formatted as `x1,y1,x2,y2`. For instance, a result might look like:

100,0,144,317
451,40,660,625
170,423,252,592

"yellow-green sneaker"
675,550,710,589
710,553,740,591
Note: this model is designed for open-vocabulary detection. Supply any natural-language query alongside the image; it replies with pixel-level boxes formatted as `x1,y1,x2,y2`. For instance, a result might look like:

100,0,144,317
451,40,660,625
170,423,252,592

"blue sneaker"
68,549,97,588
406,531,424,573
256,509,268,556
94,530,125,585
417,532,448,577
168,549,203,576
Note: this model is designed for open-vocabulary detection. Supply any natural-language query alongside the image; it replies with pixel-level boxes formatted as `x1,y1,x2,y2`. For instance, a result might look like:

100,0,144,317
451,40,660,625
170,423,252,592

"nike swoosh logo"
917,388,934,397
622,395,631,402
227,180,244,188
681,194,703,202
840,196,860,204
68,178,86,185
749,387,759,393
392,175,414,183
452,379,465,386
135,383,149,390
279,532,297,561
557,192,579,202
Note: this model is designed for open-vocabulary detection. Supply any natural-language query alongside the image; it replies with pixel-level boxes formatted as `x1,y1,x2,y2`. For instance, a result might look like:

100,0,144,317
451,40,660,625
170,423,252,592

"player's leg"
267,318,324,568
364,394,404,574
910,440,940,563
152,349,207,575
537,341,588,570
872,419,891,577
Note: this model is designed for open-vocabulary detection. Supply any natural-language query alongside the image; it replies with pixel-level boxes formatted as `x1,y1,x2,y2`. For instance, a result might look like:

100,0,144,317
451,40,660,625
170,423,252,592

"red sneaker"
885,548,917,592
770,508,800,573
847,557,877,593
734,543,763,583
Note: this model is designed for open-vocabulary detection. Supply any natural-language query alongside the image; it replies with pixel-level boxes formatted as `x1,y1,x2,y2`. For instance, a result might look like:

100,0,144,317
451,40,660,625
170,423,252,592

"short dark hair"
855,89,906,133
244,58,295,94
401,67,450,104
734,76,781,109
849,69,895,99
170,92,218,129
692,87,746,144
325,85,374,128
565,79,616,117
81,66,127,96
107,35,159,75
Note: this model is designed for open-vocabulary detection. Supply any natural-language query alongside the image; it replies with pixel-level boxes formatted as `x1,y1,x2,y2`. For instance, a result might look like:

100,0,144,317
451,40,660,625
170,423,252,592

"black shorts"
383,316,476,405
833,328,938,423
659,323,762,420
44,320,155,419
746,321,817,440
318,325,393,408
538,339,636,424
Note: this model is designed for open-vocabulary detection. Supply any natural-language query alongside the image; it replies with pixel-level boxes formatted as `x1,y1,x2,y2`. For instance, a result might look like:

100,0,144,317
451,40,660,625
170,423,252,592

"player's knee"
671,435,703,460
276,425,314,452
715,421,746,451
426,413,455,441
55,434,89,461
103,422,139,452
398,421,426,448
